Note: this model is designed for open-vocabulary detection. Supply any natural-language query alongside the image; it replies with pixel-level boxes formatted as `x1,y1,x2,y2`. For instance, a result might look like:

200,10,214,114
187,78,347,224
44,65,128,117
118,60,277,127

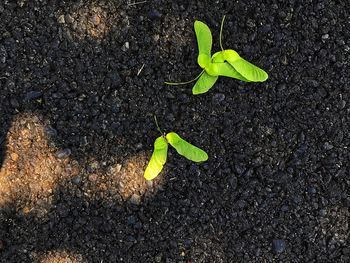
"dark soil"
0,0,349,262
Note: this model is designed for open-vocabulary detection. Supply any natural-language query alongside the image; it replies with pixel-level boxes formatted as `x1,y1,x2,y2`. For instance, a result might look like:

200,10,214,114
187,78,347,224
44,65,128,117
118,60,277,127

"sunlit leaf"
166,132,208,162
192,72,218,95
144,136,168,180
224,49,268,82
211,51,226,63
207,62,249,81
194,21,212,68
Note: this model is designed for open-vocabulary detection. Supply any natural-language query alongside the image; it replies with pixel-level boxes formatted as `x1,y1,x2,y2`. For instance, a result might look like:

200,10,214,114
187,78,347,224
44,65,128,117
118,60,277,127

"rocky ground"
0,0,349,262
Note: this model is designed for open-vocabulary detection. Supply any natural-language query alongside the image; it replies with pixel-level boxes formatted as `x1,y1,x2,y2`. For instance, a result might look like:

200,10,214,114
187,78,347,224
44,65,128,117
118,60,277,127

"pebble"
148,9,162,20
58,15,65,24
322,34,329,40
212,93,225,104
115,164,122,173
91,14,101,26
308,187,317,194
25,91,42,101
88,174,98,182
121,42,129,52
45,126,58,137
340,100,346,109
323,142,334,150
130,194,141,205
146,180,153,188
71,175,81,185
0,45,7,64
155,254,162,263
11,152,19,161
272,239,286,253
279,205,288,213
65,14,73,24
56,148,71,159
237,199,247,209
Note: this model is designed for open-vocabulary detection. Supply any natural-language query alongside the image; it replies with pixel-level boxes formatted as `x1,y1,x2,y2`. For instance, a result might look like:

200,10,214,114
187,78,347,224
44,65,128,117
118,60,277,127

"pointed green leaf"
166,132,208,162
224,50,268,82
194,21,212,68
144,136,168,180
192,71,218,95
227,58,268,82
207,62,249,82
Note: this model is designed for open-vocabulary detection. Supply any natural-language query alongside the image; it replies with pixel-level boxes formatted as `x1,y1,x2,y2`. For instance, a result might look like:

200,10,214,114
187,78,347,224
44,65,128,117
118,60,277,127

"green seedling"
165,16,268,94
144,117,208,180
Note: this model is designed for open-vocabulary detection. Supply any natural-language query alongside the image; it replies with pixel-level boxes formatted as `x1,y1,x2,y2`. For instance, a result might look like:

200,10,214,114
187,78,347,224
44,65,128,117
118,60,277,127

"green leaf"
192,71,218,95
224,50,268,82
144,136,168,180
194,21,212,68
211,51,249,81
207,62,249,82
166,132,208,162
211,51,226,63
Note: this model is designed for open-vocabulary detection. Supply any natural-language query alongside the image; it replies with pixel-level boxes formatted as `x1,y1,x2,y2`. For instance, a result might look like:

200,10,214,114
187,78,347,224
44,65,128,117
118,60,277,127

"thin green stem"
164,70,205,86
153,115,164,136
220,15,226,51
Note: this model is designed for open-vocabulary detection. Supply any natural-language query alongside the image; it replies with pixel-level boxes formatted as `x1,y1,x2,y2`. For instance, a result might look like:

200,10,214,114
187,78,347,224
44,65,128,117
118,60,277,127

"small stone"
65,14,74,24
56,148,71,159
10,153,19,161
281,205,289,212
90,161,99,170
322,34,329,40
153,34,160,42
237,199,247,209
155,254,162,263
91,14,101,26
45,126,57,137
25,91,42,100
323,142,334,150
340,100,346,109
272,239,286,253
146,180,153,188
58,15,65,24
246,18,256,28
308,187,317,194
212,93,225,104
0,45,7,64
88,174,98,182
121,42,129,52
148,9,162,20
71,176,81,185
115,164,122,173
130,194,141,205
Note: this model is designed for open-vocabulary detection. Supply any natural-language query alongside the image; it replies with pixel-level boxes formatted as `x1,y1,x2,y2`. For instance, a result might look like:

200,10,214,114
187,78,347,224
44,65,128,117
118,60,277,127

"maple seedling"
144,117,208,180
165,16,268,94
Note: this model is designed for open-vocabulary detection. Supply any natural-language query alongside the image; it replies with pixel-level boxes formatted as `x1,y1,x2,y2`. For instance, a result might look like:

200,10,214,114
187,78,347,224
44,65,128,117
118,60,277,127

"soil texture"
0,0,349,262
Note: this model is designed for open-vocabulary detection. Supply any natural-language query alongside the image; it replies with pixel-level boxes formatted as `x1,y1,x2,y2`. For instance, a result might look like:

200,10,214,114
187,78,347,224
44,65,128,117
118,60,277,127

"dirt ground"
0,0,349,262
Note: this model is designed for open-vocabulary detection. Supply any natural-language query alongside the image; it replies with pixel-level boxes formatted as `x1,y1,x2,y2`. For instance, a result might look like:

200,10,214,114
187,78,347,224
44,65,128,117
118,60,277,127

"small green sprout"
165,16,268,95
144,117,208,180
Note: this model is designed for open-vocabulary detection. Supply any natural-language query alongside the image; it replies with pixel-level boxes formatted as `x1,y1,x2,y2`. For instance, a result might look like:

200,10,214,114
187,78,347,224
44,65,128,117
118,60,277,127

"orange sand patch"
36,250,85,263
0,114,77,212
